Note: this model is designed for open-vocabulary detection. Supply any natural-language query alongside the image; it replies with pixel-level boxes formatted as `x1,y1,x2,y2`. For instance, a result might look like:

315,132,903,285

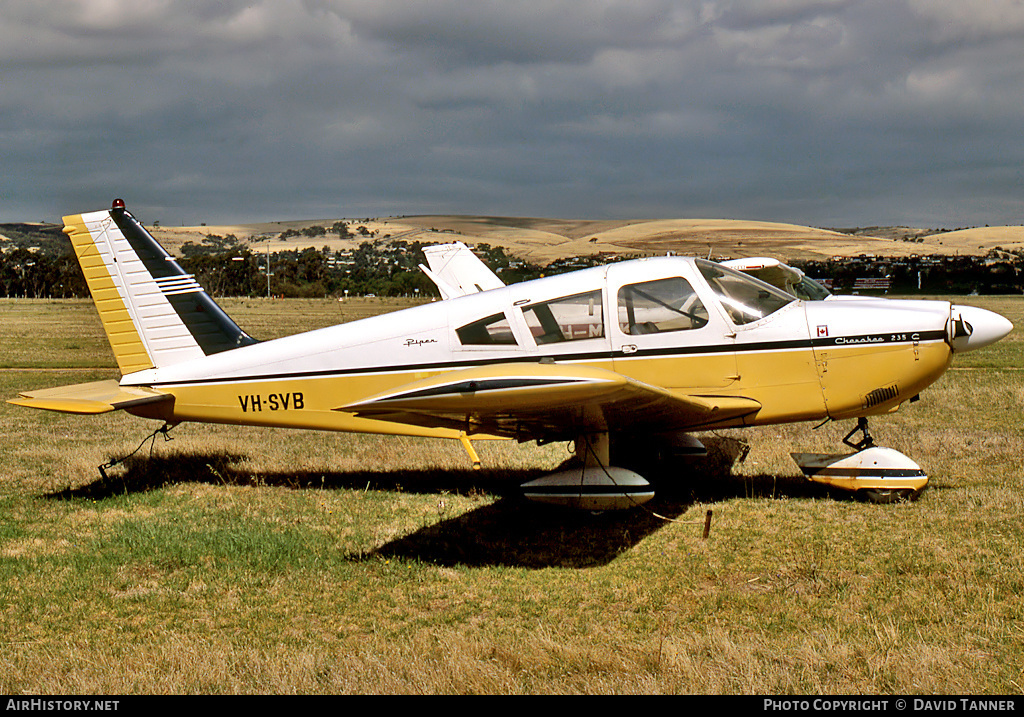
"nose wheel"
792,418,927,503
839,419,918,502
861,487,917,504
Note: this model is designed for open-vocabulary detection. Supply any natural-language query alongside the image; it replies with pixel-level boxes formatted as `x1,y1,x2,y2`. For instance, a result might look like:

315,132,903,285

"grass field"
1,296,1022,694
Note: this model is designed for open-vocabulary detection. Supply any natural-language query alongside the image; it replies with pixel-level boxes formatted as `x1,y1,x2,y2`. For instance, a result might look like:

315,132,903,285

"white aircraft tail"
63,200,256,375
419,241,505,299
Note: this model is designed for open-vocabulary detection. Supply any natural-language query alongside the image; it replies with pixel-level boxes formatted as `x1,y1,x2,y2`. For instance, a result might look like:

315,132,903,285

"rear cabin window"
522,290,604,344
456,313,517,345
617,277,709,335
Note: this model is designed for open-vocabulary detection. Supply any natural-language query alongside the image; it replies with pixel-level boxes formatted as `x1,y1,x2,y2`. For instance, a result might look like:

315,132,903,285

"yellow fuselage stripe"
128,340,952,436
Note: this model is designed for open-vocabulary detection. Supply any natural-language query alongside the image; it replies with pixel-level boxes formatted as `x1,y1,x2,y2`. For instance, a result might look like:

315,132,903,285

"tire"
862,488,916,504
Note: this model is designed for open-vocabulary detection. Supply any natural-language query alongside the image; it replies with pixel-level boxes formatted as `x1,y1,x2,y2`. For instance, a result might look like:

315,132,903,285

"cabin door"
610,275,739,390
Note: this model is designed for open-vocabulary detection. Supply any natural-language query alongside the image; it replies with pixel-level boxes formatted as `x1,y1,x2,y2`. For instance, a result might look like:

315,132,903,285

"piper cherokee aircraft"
10,201,1014,508
420,243,835,302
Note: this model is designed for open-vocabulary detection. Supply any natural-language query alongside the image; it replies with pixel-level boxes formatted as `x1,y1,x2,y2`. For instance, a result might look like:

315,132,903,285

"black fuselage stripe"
804,468,926,478
382,377,586,401
140,330,947,388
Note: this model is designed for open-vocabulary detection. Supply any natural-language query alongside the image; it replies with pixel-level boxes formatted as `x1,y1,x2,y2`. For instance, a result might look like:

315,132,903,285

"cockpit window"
617,277,708,335
457,312,517,345
522,290,604,344
696,259,795,325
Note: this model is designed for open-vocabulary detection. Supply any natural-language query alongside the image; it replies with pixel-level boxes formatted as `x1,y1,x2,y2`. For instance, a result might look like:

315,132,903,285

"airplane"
9,200,1014,508
421,242,834,301
416,242,1010,504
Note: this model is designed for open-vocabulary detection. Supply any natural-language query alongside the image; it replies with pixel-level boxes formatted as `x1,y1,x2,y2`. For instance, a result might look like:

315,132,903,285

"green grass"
0,296,1023,693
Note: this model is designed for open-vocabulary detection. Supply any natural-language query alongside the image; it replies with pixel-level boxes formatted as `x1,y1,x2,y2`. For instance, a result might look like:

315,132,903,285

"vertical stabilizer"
63,200,256,375
419,242,505,299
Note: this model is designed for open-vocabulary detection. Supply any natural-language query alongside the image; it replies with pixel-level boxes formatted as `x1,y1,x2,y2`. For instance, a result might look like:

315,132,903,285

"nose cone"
948,305,1014,352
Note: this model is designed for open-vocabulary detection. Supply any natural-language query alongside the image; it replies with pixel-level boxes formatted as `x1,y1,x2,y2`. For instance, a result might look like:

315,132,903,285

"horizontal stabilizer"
8,380,172,415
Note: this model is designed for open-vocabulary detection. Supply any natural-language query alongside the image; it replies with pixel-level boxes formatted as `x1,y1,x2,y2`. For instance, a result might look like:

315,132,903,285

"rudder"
64,199,257,374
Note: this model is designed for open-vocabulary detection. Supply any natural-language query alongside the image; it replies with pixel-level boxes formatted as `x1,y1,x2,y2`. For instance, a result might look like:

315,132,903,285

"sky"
3,0,1024,228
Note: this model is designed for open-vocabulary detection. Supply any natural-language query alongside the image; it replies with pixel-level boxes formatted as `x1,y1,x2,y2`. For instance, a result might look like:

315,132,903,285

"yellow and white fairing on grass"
9,202,1013,508
793,447,929,499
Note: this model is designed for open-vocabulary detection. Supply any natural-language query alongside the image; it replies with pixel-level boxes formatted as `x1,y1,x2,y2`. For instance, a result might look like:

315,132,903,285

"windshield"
696,259,796,325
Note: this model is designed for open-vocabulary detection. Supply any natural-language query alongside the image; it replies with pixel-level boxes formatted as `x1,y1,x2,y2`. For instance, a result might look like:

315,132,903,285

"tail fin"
63,199,257,374
419,242,505,299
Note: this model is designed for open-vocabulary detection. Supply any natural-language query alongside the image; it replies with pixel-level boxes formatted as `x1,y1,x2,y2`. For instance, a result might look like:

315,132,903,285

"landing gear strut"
842,417,875,450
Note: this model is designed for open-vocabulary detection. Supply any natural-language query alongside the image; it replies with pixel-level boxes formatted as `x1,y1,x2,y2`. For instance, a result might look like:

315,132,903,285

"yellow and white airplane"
10,200,1014,507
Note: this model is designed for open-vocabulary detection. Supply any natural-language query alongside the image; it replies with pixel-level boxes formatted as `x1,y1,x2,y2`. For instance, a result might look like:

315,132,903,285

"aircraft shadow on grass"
365,468,827,569
41,438,830,569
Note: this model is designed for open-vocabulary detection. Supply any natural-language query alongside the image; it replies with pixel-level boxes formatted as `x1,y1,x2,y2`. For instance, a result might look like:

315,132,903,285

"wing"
336,363,760,440
8,379,172,415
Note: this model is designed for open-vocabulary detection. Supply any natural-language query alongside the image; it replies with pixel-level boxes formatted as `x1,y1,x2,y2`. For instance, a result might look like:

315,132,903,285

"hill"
148,216,1024,263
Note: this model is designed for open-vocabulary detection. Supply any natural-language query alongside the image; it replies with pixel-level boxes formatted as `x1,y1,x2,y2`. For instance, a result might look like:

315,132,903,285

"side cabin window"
617,277,708,335
456,312,517,346
522,290,604,345
696,259,794,326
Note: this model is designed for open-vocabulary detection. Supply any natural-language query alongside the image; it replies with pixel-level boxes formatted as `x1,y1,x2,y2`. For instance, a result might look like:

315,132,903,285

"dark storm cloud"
2,0,1023,227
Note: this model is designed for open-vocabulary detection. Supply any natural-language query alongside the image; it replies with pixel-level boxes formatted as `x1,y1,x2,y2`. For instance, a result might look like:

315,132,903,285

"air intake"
863,384,899,409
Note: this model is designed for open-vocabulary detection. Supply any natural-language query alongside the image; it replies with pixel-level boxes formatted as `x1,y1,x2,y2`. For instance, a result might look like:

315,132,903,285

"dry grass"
1,297,1023,694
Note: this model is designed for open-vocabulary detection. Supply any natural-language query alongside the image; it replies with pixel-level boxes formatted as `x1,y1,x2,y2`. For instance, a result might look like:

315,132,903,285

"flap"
8,379,172,415
336,362,760,440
